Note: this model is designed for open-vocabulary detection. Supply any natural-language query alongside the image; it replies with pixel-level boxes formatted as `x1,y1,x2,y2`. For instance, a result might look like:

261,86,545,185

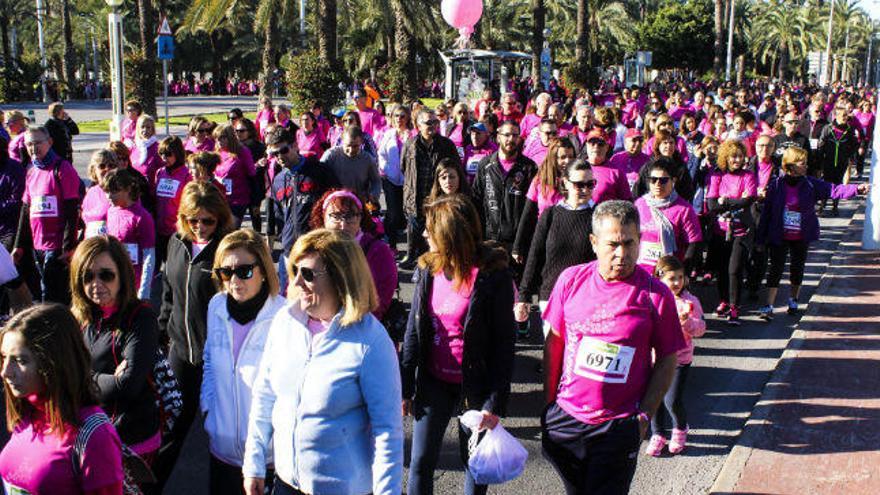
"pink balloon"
441,0,483,30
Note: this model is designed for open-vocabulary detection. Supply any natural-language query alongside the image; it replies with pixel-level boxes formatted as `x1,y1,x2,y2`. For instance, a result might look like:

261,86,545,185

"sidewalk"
712,209,880,494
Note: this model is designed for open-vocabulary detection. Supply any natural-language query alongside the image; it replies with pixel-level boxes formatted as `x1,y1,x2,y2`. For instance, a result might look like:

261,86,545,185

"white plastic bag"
459,410,529,485
0,244,18,286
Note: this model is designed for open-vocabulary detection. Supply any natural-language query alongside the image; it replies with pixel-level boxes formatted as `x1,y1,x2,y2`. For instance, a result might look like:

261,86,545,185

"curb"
709,207,866,493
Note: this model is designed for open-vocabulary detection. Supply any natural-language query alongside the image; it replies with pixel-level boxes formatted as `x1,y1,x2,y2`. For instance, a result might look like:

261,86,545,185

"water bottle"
27,109,35,123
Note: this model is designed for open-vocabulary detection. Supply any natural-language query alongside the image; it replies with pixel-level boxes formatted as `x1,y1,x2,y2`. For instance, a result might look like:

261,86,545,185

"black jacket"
84,303,160,446
472,152,537,246
159,233,220,365
401,244,516,415
271,156,338,252
44,116,79,163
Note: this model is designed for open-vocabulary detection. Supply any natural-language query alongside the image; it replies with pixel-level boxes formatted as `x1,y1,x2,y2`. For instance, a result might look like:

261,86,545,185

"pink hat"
625,128,642,139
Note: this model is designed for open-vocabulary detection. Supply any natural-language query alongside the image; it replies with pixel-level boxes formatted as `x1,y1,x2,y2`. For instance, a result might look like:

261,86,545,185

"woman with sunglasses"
0,304,124,494
202,228,286,494
213,122,257,228
185,116,216,155
443,102,473,153
515,159,597,337
70,235,161,464
377,104,415,248
242,229,402,495
402,194,515,495
154,181,234,491
309,189,398,322
634,158,702,274
255,96,275,142
155,136,192,267
82,149,119,239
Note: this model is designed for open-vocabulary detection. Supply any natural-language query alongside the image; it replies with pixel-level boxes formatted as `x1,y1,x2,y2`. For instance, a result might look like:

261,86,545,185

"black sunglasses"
649,176,672,185
83,269,117,284
214,264,256,281
197,128,212,134
569,179,597,189
234,128,248,134
587,139,606,146
187,216,217,227
267,146,290,157
291,265,328,283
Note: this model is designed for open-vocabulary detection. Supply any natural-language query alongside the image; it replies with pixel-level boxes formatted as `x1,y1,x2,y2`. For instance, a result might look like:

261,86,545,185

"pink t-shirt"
526,177,565,217
462,143,498,179
23,158,81,251
231,319,256,362
643,136,689,162
634,196,702,272
519,113,542,139
446,123,466,149
608,151,650,189
129,140,162,187
0,405,123,494
522,138,550,167
429,268,478,384
706,169,757,236
255,108,275,141
184,137,215,155
591,164,633,205
755,159,775,191
357,108,387,138
155,165,193,237
499,156,517,174
120,118,137,147
8,133,26,163
296,129,326,159
675,290,706,365
106,202,155,288
307,317,331,352
215,147,256,207
82,185,111,238
782,183,803,241
542,262,685,424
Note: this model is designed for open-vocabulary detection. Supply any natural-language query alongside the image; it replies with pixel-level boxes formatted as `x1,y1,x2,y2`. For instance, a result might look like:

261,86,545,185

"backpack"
72,411,154,494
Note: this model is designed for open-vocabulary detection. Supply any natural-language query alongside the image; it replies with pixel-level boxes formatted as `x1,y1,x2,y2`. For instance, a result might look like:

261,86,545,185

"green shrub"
282,50,347,115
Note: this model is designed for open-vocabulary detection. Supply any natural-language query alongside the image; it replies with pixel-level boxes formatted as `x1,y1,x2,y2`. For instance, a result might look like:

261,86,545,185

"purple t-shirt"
155,165,192,237
23,158,81,251
215,147,256,207
0,405,123,494
756,159,775,191
782,184,804,241
634,196,703,272
706,169,757,236
231,319,256,362
82,185,111,238
608,151,650,189
542,262,685,424
429,268,477,384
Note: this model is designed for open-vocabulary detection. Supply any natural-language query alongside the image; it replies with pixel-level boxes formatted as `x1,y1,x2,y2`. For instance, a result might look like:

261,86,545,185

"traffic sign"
158,16,173,36
157,36,174,60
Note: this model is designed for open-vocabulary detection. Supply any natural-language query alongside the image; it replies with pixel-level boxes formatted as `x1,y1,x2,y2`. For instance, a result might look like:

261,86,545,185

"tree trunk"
0,12,11,72
392,0,417,99
575,0,589,67
778,47,788,81
316,0,337,66
137,0,157,115
259,12,278,99
531,0,545,85
714,0,723,74
736,53,745,86
61,0,76,91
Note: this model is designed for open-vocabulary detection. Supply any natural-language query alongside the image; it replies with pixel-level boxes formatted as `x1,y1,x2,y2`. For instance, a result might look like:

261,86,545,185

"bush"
282,50,347,115
563,58,597,92
382,60,409,103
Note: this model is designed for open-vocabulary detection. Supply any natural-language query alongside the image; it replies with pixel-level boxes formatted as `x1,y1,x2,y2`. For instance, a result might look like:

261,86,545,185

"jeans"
382,178,405,246
542,403,641,495
33,248,69,304
651,364,691,436
277,253,289,297
408,373,486,495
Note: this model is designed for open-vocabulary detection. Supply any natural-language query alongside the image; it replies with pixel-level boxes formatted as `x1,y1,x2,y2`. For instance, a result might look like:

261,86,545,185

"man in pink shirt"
353,89,386,139
542,200,685,494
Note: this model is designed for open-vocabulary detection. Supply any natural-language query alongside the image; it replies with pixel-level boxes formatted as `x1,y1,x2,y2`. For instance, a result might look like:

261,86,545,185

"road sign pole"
163,59,169,136
862,95,880,250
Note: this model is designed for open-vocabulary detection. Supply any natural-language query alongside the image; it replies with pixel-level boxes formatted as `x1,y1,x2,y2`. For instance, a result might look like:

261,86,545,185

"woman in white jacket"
201,228,287,494
242,228,403,495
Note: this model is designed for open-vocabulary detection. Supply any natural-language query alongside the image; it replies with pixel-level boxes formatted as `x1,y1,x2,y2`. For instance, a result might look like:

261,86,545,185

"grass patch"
77,111,257,133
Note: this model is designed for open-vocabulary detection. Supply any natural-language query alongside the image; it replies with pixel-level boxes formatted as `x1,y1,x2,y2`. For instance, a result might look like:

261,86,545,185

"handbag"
72,411,155,494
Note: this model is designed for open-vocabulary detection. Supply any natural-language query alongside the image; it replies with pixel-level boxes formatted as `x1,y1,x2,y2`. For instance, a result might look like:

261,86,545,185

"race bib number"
31,195,58,218
124,243,139,265
85,220,107,238
466,158,481,176
783,209,801,232
809,138,819,150
156,178,181,198
221,178,233,196
639,241,663,264
574,336,635,384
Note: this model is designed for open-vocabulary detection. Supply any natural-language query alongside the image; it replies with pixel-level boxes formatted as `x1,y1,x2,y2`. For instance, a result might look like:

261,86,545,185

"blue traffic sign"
158,35,174,60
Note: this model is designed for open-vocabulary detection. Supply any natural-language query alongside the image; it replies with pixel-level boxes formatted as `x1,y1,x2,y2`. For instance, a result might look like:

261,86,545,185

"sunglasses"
83,269,117,284
587,139,607,146
97,162,117,171
649,176,672,185
234,128,248,134
291,265,328,283
158,151,173,157
214,263,257,281
267,146,290,157
342,118,357,123
327,211,361,223
197,128,212,134
784,120,798,125
568,179,597,189
421,119,440,126
187,216,217,227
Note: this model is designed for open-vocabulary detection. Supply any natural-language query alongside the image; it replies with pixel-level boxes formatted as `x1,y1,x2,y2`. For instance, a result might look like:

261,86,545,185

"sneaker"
645,434,667,457
758,305,774,321
668,428,688,455
727,306,741,326
715,301,730,317
787,298,799,315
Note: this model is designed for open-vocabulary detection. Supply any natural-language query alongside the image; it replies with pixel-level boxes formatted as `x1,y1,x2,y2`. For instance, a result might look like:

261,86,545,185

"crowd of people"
0,75,873,495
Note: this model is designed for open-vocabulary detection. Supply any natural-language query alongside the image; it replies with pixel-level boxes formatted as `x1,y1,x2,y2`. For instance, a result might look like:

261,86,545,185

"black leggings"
651,364,690,436
766,240,809,288
711,236,749,306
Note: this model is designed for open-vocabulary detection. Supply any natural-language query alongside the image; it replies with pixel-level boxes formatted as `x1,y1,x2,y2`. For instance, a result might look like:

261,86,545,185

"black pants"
210,455,275,495
405,215,427,260
156,234,171,269
747,247,768,294
145,347,204,494
382,178,405,246
542,403,641,495
651,364,690,436
711,235,748,306
766,240,809,288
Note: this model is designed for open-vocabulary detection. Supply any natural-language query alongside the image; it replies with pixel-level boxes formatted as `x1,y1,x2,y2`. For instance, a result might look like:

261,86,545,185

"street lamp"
106,0,125,140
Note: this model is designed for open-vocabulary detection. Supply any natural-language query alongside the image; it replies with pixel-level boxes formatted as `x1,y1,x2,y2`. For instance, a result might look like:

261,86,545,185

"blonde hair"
176,181,234,240
87,149,118,182
716,140,747,172
136,114,156,137
213,122,243,155
213,228,280,296
781,146,809,174
287,229,378,326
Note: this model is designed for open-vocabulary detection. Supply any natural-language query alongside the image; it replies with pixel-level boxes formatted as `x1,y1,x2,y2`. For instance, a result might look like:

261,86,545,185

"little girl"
102,168,156,300
647,255,706,456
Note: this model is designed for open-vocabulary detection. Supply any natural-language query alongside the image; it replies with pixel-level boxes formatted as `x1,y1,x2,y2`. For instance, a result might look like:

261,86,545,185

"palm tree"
392,0,416,98
137,0,157,114
254,0,283,98
750,1,817,80
588,0,634,66
576,0,589,67
317,0,337,66
714,0,723,74
531,0,545,84
61,0,76,93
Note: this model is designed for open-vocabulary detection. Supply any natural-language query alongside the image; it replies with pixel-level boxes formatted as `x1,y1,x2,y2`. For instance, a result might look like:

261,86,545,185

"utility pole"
725,0,735,81
823,0,835,86
35,0,49,102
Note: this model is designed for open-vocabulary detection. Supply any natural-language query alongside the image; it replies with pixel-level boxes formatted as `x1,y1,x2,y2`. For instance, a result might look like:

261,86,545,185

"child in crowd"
102,168,156,300
187,151,228,198
427,157,470,202
647,255,706,456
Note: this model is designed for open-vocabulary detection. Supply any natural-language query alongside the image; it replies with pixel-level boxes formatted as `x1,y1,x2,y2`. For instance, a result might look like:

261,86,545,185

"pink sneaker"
668,428,688,454
645,434,667,457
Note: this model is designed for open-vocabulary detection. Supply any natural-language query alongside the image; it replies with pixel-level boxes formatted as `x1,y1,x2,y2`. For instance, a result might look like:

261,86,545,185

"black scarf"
227,283,269,325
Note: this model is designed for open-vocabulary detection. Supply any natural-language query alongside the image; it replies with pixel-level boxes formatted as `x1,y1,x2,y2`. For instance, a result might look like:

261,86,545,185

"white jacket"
200,292,287,466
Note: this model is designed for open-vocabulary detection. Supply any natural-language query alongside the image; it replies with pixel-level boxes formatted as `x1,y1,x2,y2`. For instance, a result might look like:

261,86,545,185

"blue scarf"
32,150,59,170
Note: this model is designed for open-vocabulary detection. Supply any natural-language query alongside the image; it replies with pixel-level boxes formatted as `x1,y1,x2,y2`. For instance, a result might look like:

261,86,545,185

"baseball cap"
468,122,488,133
585,128,609,143
624,128,642,140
